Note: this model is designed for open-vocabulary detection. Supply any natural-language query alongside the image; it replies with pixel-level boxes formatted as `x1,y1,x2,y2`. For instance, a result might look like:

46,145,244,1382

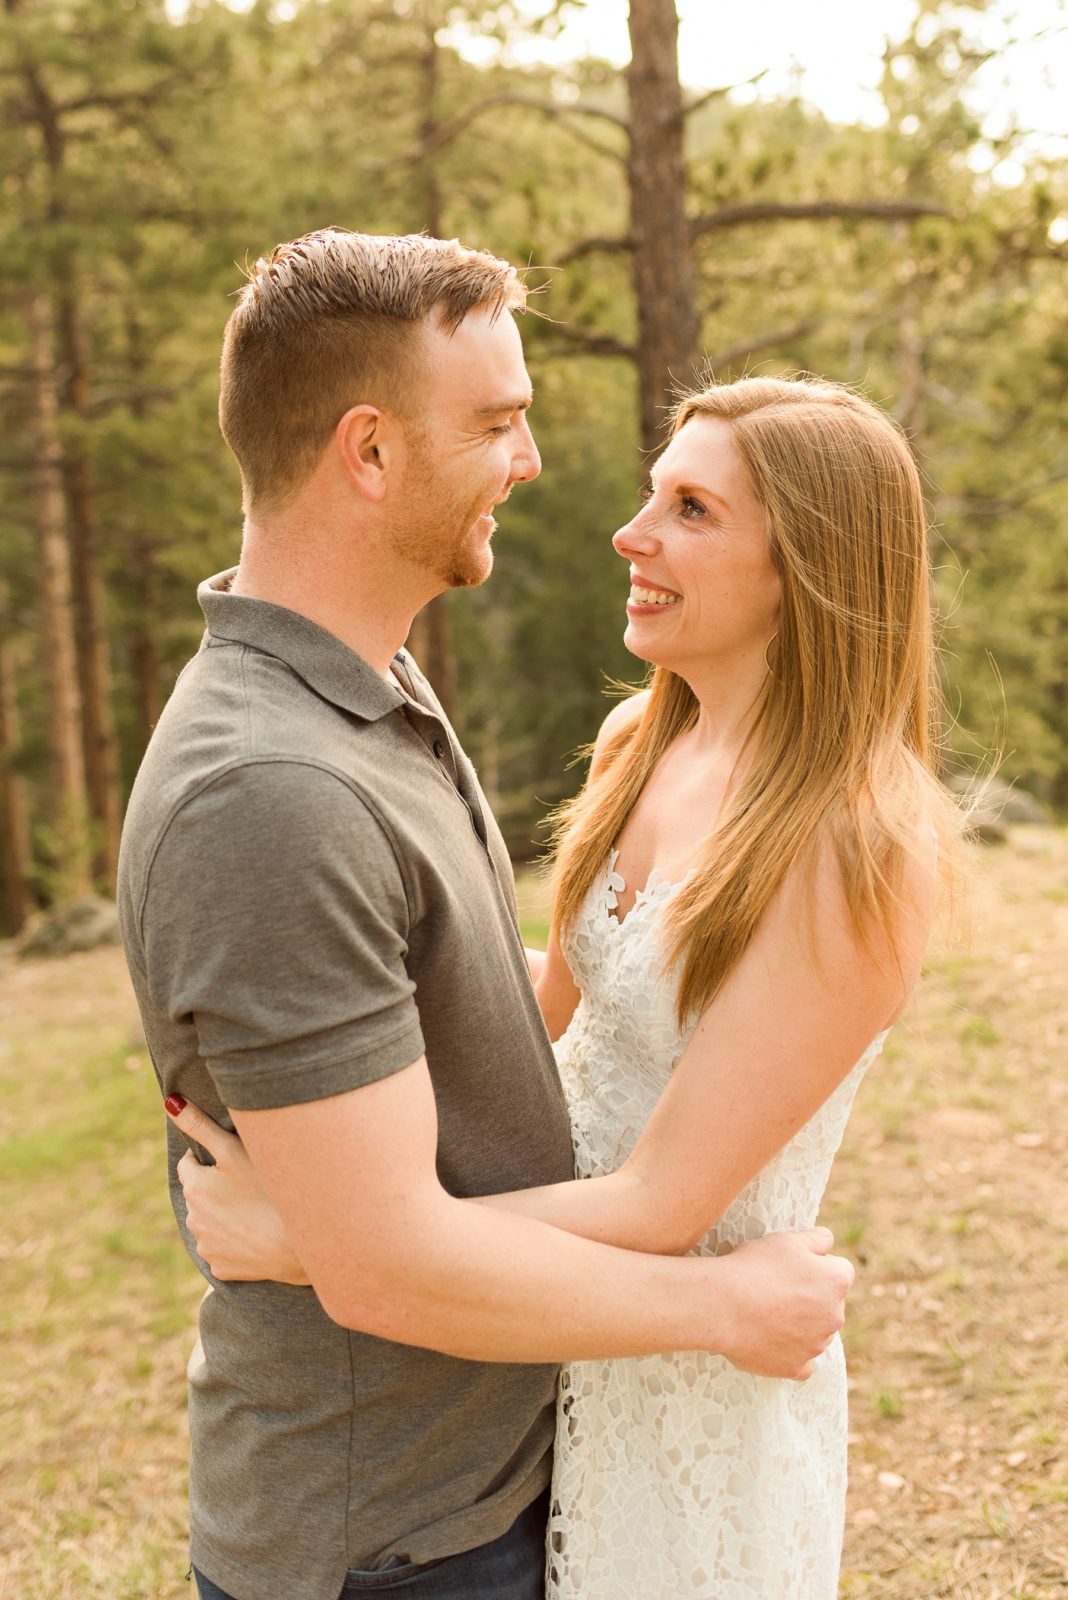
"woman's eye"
638,482,655,504
680,495,707,518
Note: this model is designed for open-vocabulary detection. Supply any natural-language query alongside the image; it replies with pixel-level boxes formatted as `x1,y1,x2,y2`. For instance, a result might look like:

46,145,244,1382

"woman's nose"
613,514,659,557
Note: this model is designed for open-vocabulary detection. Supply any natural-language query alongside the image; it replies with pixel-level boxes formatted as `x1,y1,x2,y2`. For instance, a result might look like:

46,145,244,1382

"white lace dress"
546,852,888,1600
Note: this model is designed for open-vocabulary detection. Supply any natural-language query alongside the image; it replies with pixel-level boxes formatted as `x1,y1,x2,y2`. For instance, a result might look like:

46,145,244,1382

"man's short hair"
219,229,526,515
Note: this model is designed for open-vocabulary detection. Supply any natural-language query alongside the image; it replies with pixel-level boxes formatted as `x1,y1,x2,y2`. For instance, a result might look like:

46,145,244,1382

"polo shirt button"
433,739,446,759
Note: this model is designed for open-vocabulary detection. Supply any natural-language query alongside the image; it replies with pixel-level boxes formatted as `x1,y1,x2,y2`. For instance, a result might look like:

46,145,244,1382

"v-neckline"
604,848,683,930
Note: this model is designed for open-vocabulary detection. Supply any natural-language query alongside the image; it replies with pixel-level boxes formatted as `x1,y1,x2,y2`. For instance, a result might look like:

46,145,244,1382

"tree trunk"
897,293,927,452
626,0,700,455
27,292,94,896
1049,571,1068,812
23,58,123,887
415,6,445,241
54,266,123,888
0,578,33,936
125,300,164,744
406,3,458,723
130,549,164,741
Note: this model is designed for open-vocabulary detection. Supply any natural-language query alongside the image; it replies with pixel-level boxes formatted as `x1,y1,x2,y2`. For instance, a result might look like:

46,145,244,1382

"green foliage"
0,0,1066,916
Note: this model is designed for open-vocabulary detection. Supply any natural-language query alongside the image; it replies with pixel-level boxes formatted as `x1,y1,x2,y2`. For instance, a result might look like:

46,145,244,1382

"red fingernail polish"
164,1094,187,1116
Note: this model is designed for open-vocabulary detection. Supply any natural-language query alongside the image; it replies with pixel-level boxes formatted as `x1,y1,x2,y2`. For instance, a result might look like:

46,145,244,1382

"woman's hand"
166,1096,310,1285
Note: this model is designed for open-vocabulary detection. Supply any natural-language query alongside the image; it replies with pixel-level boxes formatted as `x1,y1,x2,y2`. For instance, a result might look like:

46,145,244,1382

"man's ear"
335,405,391,503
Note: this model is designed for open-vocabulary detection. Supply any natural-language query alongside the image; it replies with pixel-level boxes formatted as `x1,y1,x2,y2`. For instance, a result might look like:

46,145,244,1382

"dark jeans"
193,1488,549,1600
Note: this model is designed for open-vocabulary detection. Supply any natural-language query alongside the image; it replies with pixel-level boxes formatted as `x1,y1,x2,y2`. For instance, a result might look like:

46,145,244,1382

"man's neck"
232,521,430,677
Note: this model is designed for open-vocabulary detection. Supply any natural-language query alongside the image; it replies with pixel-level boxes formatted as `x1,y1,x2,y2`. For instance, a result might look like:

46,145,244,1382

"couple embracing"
118,228,955,1600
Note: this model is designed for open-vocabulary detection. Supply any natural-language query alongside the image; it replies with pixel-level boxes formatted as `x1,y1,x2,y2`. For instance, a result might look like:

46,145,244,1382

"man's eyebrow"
475,392,534,417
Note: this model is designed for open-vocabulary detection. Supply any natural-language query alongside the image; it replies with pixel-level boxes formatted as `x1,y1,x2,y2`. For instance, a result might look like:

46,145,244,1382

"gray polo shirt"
117,571,575,1600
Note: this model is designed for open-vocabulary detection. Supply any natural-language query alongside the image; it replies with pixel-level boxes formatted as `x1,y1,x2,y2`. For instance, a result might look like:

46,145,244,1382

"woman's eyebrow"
651,473,732,514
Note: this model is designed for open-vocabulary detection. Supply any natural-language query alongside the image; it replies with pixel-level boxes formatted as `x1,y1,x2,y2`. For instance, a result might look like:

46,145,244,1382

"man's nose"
510,417,541,484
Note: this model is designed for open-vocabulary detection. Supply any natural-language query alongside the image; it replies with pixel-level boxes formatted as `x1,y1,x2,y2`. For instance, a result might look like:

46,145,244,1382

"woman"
177,375,958,1597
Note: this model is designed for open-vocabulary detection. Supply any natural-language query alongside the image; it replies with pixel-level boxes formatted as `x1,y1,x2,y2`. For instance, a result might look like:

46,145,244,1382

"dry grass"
0,950,198,1600
1,831,1065,1599
831,829,1068,1600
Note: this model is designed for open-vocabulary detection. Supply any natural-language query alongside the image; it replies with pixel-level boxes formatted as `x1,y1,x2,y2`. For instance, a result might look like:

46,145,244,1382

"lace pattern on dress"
546,853,887,1599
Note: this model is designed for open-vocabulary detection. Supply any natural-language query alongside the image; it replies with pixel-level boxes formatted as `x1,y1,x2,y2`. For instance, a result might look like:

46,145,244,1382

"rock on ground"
16,896,121,959
947,776,1052,827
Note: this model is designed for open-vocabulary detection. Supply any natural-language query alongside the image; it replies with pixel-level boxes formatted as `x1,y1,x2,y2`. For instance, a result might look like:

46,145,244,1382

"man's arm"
222,1060,851,1375
149,760,849,1377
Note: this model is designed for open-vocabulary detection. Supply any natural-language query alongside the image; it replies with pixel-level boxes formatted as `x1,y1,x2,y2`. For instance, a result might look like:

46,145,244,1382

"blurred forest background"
1,0,1066,936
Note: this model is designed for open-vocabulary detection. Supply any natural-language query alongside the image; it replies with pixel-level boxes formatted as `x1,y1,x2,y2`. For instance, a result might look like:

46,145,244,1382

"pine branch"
559,199,948,265
364,90,628,171
992,20,1068,54
535,321,637,361
557,114,628,166
937,466,1068,518
691,200,949,238
557,234,634,266
87,385,178,418
684,69,768,119
702,319,821,371
525,0,577,32
57,87,176,117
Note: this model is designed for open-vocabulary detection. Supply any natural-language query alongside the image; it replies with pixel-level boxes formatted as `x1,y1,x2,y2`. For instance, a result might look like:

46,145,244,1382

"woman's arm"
534,922,582,1041
176,826,933,1280
525,946,546,984
479,828,937,1255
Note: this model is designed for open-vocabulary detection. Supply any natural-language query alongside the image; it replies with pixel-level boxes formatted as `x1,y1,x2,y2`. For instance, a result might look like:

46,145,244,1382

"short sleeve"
141,760,425,1109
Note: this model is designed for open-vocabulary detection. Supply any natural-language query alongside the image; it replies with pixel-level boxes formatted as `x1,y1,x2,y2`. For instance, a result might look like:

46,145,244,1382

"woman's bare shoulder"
591,684,652,739
589,690,650,775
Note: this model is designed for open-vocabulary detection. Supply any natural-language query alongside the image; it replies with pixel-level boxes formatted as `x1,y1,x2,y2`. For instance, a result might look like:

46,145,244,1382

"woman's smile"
627,575,683,615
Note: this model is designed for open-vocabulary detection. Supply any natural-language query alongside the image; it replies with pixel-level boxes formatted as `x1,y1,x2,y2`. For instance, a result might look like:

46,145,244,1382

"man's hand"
164,1073,851,1370
168,1097,310,1285
709,1228,854,1380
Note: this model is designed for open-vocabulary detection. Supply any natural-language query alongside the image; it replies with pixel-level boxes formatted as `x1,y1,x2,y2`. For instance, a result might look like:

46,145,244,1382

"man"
117,229,853,1600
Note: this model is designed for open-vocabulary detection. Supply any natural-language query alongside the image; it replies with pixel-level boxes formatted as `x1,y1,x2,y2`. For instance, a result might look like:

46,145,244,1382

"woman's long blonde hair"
549,375,961,1024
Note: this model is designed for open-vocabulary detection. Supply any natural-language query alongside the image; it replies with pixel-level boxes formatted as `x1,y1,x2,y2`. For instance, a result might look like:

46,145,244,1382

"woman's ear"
335,404,390,503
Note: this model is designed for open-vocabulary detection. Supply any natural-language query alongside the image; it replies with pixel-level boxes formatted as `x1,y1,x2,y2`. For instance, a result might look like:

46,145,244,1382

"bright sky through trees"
173,0,1068,166
447,0,1068,168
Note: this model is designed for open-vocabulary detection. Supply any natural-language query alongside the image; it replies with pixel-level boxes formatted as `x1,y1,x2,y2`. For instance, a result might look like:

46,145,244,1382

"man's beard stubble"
387,430,496,591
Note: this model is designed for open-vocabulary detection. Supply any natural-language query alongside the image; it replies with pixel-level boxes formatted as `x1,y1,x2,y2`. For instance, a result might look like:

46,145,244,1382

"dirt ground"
1,830,1065,1599
831,829,1068,1599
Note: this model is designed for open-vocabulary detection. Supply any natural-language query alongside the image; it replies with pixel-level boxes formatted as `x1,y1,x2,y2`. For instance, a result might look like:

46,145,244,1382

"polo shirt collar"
198,569,405,722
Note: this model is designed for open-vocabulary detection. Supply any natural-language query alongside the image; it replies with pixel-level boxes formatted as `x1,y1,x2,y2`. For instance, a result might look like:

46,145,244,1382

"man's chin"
443,520,495,588
446,546,494,590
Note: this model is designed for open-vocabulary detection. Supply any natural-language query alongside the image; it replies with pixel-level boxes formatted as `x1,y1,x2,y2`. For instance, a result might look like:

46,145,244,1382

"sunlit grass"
515,864,552,949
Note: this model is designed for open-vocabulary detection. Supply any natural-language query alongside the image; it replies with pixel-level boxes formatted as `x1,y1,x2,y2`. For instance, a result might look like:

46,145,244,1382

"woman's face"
613,416,781,675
